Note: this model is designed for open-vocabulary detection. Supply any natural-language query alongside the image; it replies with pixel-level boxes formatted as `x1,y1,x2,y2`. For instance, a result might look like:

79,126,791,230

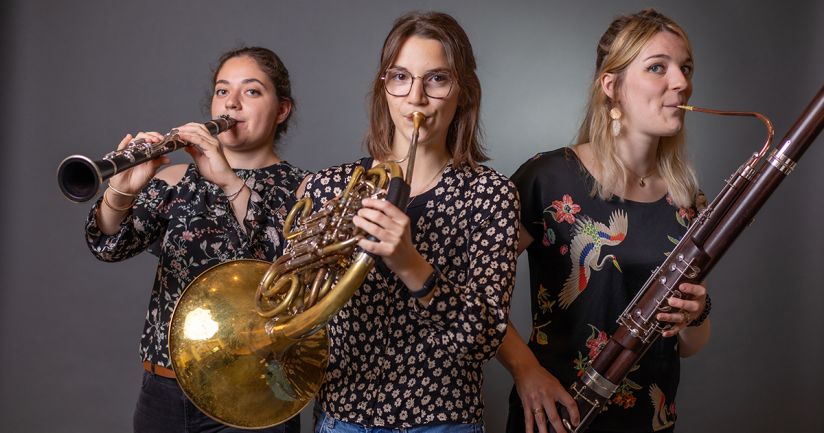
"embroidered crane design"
559,210,628,308
650,383,676,430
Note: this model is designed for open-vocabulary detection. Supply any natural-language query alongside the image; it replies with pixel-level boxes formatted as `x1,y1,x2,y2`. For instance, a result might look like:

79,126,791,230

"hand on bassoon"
657,282,708,337
514,360,580,433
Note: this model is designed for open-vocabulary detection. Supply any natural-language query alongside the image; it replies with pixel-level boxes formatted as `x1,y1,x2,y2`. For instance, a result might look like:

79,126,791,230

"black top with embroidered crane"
511,148,701,432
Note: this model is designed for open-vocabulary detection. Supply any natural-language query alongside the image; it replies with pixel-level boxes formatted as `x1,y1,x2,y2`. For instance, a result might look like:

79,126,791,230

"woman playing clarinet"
85,47,306,433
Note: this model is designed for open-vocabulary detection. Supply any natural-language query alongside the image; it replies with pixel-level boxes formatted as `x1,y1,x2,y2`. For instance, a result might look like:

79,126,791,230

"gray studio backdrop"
2,1,823,432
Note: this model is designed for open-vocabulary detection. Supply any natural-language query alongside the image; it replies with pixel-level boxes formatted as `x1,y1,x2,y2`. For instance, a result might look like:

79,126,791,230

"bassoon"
556,84,824,432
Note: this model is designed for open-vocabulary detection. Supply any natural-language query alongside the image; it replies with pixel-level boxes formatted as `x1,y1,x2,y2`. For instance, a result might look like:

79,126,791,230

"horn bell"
168,259,328,428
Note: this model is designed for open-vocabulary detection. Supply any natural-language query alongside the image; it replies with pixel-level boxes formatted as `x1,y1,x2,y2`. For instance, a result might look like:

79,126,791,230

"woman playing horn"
304,11,520,433
84,47,306,433
499,9,711,433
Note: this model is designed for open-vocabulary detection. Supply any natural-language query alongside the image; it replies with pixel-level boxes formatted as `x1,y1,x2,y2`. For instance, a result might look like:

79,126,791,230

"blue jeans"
314,410,484,433
134,371,300,433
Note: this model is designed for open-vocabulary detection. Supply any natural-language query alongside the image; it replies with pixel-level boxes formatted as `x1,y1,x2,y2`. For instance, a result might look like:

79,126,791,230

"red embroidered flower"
542,221,555,246
550,194,580,224
678,207,696,221
559,245,569,255
586,330,608,359
613,393,636,409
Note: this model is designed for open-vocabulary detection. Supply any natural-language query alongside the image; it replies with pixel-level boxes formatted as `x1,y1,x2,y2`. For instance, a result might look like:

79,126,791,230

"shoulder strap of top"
358,156,374,169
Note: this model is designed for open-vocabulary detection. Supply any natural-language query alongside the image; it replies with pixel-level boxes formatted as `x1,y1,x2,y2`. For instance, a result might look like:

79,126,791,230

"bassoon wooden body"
557,85,824,432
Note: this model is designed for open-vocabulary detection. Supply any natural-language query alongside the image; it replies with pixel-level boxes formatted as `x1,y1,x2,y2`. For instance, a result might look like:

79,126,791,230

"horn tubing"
166,112,428,428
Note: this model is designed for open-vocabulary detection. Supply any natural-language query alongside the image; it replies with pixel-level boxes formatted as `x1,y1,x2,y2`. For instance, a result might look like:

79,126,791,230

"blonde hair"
575,9,698,208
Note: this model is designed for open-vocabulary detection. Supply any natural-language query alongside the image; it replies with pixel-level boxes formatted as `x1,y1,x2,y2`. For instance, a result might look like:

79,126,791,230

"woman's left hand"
657,282,708,337
354,198,428,279
175,122,240,190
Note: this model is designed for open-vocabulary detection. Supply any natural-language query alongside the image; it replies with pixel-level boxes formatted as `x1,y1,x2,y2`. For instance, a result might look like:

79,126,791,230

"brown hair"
575,9,699,208
212,46,295,143
365,11,487,167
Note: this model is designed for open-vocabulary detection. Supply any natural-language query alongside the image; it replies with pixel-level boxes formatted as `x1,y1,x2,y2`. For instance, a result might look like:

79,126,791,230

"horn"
168,112,426,428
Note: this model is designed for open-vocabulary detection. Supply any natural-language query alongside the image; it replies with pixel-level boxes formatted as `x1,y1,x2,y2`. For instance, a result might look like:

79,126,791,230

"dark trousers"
134,371,300,433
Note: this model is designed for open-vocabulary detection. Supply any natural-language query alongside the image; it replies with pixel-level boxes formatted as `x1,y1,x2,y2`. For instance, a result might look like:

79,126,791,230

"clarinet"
57,115,236,202
555,84,824,433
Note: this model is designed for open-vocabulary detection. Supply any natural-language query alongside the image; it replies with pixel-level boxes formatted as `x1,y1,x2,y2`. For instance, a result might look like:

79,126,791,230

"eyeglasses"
381,68,454,99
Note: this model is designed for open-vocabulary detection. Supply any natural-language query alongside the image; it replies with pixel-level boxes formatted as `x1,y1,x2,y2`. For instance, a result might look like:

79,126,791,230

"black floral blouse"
85,162,307,369
304,159,520,427
511,148,702,432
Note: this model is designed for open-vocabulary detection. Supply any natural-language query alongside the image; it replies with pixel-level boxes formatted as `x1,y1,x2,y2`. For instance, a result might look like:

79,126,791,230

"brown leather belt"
143,360,176,379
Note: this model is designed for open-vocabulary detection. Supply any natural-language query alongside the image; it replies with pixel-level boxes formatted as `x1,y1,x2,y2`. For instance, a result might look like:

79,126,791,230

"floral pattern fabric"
303,159,520,428
510,148,700,432
85,162,307,368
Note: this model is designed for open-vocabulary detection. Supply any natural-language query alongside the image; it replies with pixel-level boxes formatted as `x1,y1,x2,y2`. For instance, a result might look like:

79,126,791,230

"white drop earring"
609,107,622,137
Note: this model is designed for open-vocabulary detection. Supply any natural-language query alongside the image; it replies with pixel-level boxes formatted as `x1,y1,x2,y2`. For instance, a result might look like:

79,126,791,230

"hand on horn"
354,198,433,292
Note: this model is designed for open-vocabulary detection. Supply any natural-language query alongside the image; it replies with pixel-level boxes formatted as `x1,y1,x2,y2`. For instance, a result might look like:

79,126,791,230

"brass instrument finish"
169,113,426,428
168,260,327,428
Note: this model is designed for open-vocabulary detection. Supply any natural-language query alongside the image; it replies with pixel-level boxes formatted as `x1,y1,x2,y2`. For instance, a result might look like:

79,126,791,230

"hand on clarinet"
108,131,169,198
98,132,168,231
175,122,244,195
513,359,580,433
657,282,708,337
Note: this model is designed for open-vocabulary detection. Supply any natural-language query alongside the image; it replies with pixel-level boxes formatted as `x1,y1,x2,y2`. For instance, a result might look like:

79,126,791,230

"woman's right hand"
107,132,170,196
514,361,580,433
96,132,169,234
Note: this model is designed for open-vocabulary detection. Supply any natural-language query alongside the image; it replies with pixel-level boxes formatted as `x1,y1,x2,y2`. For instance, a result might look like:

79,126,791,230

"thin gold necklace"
407,159,451,207
628,167,657,187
